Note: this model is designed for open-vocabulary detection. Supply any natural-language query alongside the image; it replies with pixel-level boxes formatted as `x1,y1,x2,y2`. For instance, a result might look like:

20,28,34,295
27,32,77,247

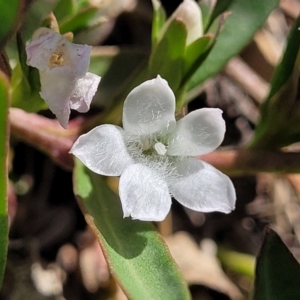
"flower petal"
170,158,236,214
65,41,91,80
70,72,101,113
39,67,75,128
26,28,62,70
26,28,91,79
167,108,225,156
70,125,133,176
122,75,176,135
119,164,172,221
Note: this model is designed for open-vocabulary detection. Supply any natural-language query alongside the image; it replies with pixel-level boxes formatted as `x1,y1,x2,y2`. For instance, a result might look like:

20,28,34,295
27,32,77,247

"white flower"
26,28,101,128
70,76,236,221
162,0,203,46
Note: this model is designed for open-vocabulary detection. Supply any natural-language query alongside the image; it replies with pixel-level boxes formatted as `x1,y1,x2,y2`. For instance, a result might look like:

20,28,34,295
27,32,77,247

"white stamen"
154,142,167,155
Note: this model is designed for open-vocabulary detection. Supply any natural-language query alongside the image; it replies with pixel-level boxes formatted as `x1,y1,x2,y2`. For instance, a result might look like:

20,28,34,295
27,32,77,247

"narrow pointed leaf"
183,35,213,84
0,72,9,288
253,228,300,300
205,0,234,31
149,19,187,90
59,6,99,34
188,0,280,90
73,160,191,300
249,15,300,150
199,2,212,30
151,0,167,47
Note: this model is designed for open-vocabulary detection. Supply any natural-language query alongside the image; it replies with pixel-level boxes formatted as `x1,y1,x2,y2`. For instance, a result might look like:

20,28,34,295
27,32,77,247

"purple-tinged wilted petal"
70,72,101,113
122,75,176,136
64,41,91,80
39,66,75,128
70,125,133,176
119,164,172,221
162,0,203,46
26,28,62,70
167,108,225,157
26,28,101,128
26,27,91,79
169,158,236,214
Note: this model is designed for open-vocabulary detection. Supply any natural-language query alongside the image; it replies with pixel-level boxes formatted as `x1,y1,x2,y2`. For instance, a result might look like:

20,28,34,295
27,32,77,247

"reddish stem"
9,108,81,171
10,108,300,175
200,150,300,176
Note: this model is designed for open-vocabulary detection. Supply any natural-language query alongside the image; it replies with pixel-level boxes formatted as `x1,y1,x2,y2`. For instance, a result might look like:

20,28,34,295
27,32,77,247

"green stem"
218,247,255,278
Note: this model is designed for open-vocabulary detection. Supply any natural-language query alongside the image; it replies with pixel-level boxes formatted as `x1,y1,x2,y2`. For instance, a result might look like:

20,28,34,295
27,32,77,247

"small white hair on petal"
122,75,176,136
70,125,133,176
170,159,236,214
167,108,226,156
69,74,236,222
119,163,172,221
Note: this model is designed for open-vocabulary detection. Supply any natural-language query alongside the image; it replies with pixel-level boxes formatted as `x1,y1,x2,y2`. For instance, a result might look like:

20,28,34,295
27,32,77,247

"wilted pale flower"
162,0,203,45
70,76,236,221
26,28,101,128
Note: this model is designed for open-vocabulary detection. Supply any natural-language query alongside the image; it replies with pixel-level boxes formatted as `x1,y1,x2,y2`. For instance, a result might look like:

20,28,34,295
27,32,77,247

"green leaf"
198,2,212,31
89,47,148,108
149,19,187,91
249,15,300,150
205,0,234,31
73,160,191,300
182,35,213,85
151,0,166,47
0,0,23,47
266,16,300,101
54,0,77,22
253,228,300,300
0,72,9,288
11,62,47,112
188,0,280,90
59,6,99,34
20,0,60,41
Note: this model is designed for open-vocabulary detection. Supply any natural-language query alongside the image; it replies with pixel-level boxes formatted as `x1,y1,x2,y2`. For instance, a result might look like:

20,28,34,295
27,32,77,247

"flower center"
48,52,64,69
154,142,167,155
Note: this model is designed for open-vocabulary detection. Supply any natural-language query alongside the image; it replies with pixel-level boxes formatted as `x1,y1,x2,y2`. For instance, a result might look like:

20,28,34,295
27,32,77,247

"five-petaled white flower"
26,27,101,128
70,76,236,221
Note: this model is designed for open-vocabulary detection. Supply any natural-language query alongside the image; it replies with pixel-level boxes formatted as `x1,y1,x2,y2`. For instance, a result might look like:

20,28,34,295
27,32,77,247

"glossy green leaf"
188,0,280,91
253,228,300,300
151,0,166,47
59,6,99,34
249,15,300,150
0,0,22,47
149,19,187,91
0,72,9,288
73,161,191,300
